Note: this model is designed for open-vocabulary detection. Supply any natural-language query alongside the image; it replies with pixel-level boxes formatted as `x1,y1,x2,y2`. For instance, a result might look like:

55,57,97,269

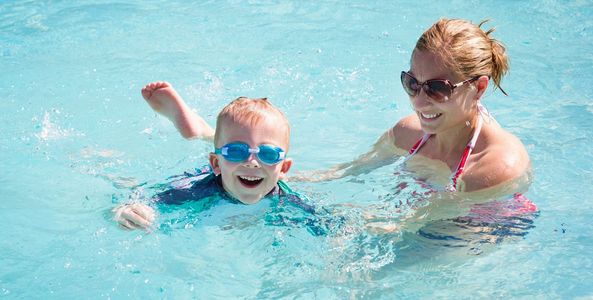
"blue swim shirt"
150,166,334,236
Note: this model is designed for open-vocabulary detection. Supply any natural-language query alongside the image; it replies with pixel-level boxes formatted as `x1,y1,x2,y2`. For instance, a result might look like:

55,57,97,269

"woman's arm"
290,115,422,182
290,128,406,182
368,159,532,235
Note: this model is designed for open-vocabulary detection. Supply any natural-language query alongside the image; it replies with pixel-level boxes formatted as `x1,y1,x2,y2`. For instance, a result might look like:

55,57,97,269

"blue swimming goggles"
214,142,286,165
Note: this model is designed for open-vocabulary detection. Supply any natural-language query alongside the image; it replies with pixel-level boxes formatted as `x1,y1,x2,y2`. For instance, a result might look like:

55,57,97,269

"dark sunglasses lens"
425,81,452,102
224,143,250,162
401,72,418,96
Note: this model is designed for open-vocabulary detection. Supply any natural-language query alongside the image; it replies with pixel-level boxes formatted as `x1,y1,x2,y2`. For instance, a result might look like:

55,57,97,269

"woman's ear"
277,158,293,180
475,75,489,100
209,153,221,175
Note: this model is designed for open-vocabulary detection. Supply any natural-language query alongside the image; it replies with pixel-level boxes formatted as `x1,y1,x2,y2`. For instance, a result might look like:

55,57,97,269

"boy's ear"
209,153,221,175
278,158,293,180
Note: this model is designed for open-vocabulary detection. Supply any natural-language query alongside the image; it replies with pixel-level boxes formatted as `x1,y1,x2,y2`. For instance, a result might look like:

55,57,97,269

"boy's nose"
243,154,261,168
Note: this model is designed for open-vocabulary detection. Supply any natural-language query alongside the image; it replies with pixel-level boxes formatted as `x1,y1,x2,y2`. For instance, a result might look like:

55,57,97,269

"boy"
113,82,313,230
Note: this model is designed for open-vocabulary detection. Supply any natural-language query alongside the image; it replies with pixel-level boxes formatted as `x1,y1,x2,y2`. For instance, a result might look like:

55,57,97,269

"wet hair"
415,18,509,95
214,97,290,150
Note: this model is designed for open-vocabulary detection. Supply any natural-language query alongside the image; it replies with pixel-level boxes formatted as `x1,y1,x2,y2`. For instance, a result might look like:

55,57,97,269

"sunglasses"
214,142,286,165
401,71,480,102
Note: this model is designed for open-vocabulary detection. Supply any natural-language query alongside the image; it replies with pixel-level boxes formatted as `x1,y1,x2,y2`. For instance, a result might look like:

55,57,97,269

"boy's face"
209,118,292,204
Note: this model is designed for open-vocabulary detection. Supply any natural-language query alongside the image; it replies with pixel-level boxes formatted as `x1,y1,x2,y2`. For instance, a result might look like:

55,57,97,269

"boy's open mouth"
238,175,264,188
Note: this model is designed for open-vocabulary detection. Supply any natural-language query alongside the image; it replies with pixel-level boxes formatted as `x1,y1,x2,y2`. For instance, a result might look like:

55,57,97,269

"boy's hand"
112,203,156,230
365,221,400,234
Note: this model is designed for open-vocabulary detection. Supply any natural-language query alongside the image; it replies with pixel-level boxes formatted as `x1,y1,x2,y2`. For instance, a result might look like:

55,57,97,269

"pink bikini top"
406,116,483,192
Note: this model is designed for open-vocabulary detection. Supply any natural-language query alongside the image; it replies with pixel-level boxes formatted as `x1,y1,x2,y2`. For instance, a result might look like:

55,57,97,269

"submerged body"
149,166,335,236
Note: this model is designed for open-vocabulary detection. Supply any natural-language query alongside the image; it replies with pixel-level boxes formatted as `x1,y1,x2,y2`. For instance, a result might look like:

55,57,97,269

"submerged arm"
371,171,532,235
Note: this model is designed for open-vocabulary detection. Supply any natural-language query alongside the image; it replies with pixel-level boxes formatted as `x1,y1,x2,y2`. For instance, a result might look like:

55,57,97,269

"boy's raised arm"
141,81,215,141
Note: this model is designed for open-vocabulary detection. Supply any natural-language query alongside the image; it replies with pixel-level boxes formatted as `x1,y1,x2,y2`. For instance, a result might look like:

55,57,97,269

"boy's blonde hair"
415,18,509,95
214,97,290,150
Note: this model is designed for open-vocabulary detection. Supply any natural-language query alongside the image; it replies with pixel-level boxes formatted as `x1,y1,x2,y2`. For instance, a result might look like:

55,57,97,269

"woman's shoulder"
483,125,530,168
390,114,424,150
463,126,531,191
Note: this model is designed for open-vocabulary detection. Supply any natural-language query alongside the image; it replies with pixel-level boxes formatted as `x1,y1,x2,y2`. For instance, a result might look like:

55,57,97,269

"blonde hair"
415,18,509,95
214,97,290,149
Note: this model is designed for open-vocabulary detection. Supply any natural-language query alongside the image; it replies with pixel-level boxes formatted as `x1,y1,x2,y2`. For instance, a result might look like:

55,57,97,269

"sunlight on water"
1,0,593,298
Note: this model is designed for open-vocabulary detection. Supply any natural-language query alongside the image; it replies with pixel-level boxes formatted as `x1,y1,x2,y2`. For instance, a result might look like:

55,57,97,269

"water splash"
34,111,82,141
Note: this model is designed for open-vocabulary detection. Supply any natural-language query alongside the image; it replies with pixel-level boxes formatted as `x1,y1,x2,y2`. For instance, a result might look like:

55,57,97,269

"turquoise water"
2,1,593,298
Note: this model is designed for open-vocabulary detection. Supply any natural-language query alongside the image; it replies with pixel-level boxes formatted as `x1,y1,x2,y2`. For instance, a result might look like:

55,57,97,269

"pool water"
2,1,593,298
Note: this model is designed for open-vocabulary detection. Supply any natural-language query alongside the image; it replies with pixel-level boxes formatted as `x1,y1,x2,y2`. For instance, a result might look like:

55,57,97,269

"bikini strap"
404,133,431,164
408,133,431,156
406,116,483,192
448,116,484,192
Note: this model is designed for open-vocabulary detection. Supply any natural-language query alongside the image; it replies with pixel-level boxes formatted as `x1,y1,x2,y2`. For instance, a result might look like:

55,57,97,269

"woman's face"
408,50,478,135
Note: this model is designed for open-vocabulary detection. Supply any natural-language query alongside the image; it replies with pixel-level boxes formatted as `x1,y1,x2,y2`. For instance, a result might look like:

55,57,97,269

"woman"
307,18,531,194
308,19,538,236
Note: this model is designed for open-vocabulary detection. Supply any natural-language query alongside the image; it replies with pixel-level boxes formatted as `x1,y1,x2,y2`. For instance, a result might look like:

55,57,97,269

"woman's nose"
410,91,433,109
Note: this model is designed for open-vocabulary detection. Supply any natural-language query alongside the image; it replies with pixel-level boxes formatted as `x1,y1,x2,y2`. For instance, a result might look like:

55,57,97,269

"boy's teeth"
239,176,262,181
421,112,441,119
